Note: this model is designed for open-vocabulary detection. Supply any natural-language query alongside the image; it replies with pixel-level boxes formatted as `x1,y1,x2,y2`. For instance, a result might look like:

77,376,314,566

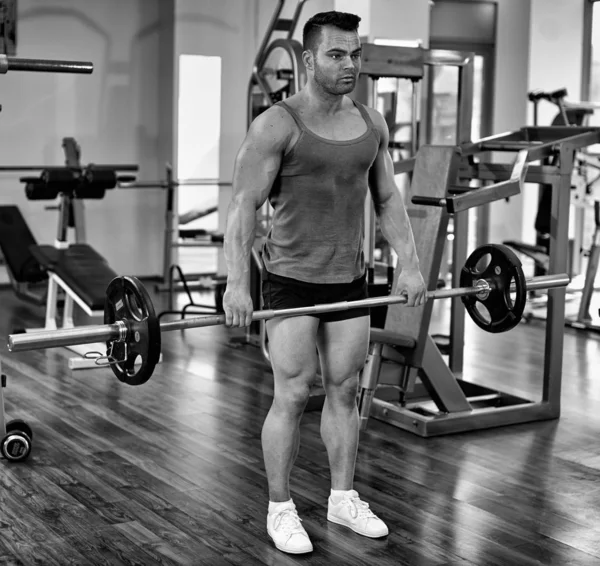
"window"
176,54,222,274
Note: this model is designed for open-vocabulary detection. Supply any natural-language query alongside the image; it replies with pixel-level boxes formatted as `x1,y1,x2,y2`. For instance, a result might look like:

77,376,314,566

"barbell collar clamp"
115,320,128,342
474,278,491,300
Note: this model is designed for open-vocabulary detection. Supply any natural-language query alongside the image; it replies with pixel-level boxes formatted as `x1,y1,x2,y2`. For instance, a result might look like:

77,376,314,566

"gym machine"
505,88,600,332
354,44,476,373
356,126,593,436
0,53,95,462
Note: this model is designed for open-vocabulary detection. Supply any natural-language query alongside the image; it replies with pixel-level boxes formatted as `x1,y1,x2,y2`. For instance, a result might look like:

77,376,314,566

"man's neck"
301,83,348,115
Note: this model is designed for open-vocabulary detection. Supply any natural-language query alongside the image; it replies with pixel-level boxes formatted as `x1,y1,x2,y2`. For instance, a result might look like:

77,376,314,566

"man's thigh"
316,315,370,388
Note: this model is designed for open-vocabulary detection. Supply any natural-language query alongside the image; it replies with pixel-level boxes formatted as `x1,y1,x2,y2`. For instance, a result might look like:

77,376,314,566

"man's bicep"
232,110,289,209
233,142,280,208
367,109,397,205
369,146,397,207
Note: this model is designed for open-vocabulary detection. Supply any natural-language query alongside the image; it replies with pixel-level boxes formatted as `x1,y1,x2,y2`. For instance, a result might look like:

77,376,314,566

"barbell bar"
5,244,572,387
7,272,569,354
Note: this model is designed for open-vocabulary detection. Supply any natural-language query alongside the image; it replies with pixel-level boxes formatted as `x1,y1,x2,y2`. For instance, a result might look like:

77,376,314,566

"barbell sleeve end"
7,324,121,353
525,273,570,291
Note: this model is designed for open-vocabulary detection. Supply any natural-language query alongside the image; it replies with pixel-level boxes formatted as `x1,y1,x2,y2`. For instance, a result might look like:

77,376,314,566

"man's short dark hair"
302,11,361,52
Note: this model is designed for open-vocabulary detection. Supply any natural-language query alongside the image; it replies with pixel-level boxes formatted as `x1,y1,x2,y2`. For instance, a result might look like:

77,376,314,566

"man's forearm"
375,192,420,270
224,197,258,289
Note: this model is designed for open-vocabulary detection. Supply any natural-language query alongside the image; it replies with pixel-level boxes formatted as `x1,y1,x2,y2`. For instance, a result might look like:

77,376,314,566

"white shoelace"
345,496,378,520
273,508,305,535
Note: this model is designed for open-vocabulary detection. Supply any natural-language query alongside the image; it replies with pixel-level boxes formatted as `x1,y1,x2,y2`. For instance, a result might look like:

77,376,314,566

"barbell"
6,244,570,386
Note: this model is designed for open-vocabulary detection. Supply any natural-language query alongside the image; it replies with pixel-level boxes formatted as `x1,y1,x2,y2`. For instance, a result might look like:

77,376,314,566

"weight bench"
26,244,163,371
0,205,47,305
27,244,118,367
14,137,162,370
25,243,154,370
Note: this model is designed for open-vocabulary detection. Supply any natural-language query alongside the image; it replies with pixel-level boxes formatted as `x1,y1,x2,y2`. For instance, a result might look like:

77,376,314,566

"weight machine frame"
523,90,600,333
356,44,476,375
360,127,600,437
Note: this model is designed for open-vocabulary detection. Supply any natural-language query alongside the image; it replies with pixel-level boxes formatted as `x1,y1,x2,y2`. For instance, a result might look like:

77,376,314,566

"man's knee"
273,369,316,414
325,372,360,406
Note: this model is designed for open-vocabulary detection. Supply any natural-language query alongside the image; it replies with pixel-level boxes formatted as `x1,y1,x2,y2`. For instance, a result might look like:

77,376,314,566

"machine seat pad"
369,328,416,350
30,244,118,310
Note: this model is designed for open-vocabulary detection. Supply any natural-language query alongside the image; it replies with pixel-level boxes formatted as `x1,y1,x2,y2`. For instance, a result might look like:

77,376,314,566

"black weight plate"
6,419,33,440
1,430,31,462
104,276,161,386
460,244,527,333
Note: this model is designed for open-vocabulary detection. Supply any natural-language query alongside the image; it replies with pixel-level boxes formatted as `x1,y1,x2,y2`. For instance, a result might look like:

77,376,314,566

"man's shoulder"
249,104,296,137
277,92,304,109
243,104,298,154
356,102,385,126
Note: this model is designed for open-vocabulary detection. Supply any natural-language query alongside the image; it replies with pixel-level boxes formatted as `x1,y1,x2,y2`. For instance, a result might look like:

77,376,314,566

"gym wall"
0,0,172,279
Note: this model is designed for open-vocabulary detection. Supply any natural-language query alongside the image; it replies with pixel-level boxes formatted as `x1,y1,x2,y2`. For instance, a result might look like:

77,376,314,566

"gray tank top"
262,99,380,284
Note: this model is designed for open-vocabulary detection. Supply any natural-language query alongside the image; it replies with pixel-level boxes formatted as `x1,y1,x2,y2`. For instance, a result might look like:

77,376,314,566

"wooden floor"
1,285,600,566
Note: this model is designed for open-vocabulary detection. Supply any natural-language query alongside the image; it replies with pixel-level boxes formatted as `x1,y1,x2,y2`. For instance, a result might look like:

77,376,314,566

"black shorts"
261,270,369,323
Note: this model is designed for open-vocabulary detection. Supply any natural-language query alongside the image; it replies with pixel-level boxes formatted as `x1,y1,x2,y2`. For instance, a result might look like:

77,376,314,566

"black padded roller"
85,168,117,190
24,180,60,200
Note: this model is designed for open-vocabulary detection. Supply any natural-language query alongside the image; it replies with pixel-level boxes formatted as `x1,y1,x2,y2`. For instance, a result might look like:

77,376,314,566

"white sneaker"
267,503,314,554
327,490,389,538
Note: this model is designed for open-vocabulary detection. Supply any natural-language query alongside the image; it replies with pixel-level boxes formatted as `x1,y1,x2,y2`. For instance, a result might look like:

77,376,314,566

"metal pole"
0,366,5,438
7,274,570,353
576,208,600,321
411,79,419,155
449,55,475,374
162,164,176,285
365,78,379,284
0,55,93,74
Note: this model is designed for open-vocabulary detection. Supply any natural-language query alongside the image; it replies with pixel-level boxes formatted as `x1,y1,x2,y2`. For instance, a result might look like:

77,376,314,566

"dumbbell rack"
0,361,32,462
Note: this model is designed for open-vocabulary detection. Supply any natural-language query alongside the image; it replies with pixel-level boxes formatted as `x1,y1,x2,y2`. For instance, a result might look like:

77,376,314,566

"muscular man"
223,11,427,555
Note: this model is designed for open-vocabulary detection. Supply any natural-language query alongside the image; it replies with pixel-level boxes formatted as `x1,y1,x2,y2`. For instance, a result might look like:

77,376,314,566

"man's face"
310,26,361,95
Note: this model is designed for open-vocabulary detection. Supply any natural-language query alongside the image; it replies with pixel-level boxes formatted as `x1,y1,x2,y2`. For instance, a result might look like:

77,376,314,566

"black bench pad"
30,244,118,311
0,206,47,283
